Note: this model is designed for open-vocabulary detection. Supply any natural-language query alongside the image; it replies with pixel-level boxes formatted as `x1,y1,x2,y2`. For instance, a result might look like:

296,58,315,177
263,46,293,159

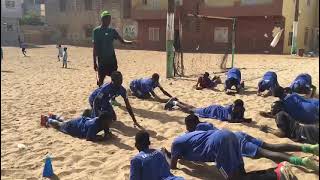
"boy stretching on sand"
287,73,317,98
89,71,140,127
195,72,222,90
182,114,319,171
257,71,280,97
272,86,319,124
260,102,319,144
130,131,184,180
161,124,296,179
93,10,133,87
165,98,252,123
129,73,173,103
40,111,113,142
224,68,244,94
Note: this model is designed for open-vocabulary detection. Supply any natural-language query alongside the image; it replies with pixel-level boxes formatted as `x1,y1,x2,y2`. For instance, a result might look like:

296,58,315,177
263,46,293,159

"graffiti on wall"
123,23,138,40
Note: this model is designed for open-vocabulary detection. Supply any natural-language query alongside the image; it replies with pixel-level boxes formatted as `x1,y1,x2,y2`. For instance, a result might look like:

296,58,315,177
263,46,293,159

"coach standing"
93,10,133,87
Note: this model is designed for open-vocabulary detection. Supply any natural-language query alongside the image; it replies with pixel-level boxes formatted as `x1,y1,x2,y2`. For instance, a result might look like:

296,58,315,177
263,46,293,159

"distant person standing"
21,43,27,57
62,47,68,68
92,10,133,87
1,47,3,62
57,44,63,61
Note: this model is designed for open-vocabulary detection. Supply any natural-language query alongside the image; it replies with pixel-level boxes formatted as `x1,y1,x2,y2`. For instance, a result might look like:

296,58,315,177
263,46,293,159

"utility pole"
291,0,299,55
166,0,175,78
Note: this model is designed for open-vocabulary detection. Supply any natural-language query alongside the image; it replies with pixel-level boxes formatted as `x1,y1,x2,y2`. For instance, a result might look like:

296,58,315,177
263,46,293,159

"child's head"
64,47,67,51
272,86,285,98
275,111,292,136
151,73,160,83
111,71,123,87
98,111,114,128
185,114,200,132
135,130,151,151
82,109,92,117
225,78,238,90
232,99,245,119
58,44,61,47
204,72,210,78
271,101,285,115
101,11,111,27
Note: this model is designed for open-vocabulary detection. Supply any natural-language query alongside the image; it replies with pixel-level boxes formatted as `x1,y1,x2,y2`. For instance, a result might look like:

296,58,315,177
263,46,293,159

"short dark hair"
185,114,200,125
273,86,284,98
152,73,160,80
135,131,150,150
271,101,285,115
111,71,122,81
234,99,244,107
64,47,67,51
82,109,92,117
204,72,209,77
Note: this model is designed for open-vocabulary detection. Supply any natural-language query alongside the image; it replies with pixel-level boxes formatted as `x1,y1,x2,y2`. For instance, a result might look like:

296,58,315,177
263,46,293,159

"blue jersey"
130,149,179,180
194,105,232,121
171,130,243,179
130,78,159,95
195,122,217,131
290,74,312,90
89,83,127,117
226,68,241,82
258,71,278,92
60,117,105,140
283,94,319,124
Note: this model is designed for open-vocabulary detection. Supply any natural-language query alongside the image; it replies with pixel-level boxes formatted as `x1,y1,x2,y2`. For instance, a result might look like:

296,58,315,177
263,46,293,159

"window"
84,0,92,10
148,27,160,41
304,27,309,45
288,32,293,46
5,0,15,8
6,24,14,31
60,0,66,12
214,27,229,43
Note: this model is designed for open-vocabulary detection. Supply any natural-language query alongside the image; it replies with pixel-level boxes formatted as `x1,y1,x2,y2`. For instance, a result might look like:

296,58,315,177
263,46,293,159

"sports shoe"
302,157,319,171
40,115,49,128
164,98,176,110
274,161,296,180
304,144,319,156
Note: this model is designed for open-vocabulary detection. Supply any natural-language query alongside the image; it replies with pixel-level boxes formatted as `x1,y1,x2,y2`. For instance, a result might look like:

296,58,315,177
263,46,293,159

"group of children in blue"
39,10,319,180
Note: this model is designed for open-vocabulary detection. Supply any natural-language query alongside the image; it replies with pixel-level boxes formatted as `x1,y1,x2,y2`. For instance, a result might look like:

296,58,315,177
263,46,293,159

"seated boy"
257,71,280,97
129,73,173,103
165,98,252,123
89,71,140,127
130,131,184,180
288,73,317,98
224,68,244,94
272,87,319,124
40,111,113,142
162,126,296,179
184,114,319,171
195,72,221,90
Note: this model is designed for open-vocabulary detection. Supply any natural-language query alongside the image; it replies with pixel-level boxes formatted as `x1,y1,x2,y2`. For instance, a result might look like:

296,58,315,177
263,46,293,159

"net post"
166,0,175,78
231,18,236,68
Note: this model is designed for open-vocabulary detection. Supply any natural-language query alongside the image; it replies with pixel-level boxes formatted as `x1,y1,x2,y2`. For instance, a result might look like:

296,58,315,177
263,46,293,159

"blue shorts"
234,132,264,158
129,83,151,99
59,121,73,135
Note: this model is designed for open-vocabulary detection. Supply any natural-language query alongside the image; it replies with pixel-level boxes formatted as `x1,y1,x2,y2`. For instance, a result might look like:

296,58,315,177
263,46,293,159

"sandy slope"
1,45,319,180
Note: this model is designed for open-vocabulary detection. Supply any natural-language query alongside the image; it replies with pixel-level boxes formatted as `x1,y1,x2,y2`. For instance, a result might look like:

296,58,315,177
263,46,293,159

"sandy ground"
1,45,319,180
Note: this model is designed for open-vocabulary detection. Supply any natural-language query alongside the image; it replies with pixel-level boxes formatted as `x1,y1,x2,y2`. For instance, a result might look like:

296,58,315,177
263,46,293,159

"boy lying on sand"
195,72,222,90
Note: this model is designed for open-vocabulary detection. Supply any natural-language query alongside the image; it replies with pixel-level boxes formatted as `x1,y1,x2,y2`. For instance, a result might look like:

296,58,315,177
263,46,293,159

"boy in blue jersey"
260,102,319,145
161,127,296,179
257,71,280,97
287,73,317,98
129,73,173,103
224,68,244,94
184,114,319,171
195,72,222,90
40,111,113,142
130,131,184,180
271,86,319,124
93,10,134,87
89,71,141,127
165,98,252,123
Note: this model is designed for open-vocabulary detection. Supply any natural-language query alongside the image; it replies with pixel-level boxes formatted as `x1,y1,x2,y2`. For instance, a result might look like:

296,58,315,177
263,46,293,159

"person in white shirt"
62,47,68,68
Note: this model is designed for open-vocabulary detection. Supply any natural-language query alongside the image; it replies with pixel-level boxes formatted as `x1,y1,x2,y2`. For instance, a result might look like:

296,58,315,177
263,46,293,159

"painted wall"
132,0,167,10
282,0,318,53
1,0,23,18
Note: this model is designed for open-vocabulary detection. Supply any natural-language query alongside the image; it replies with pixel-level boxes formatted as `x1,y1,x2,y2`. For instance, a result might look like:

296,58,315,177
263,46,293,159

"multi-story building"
1,0,23,46
132,0,319,54
22,0,41,16
45,0,137,45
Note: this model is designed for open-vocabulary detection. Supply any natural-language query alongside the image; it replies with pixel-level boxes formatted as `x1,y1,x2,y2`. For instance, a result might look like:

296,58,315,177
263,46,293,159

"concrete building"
22,0,41,16
45,0,137,45
1,0,23,46
132,0,319,54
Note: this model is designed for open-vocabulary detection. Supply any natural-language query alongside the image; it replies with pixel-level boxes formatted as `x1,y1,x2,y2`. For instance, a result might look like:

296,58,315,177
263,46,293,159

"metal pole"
231,18,236,68
291,0,299,55
166,0,175,78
